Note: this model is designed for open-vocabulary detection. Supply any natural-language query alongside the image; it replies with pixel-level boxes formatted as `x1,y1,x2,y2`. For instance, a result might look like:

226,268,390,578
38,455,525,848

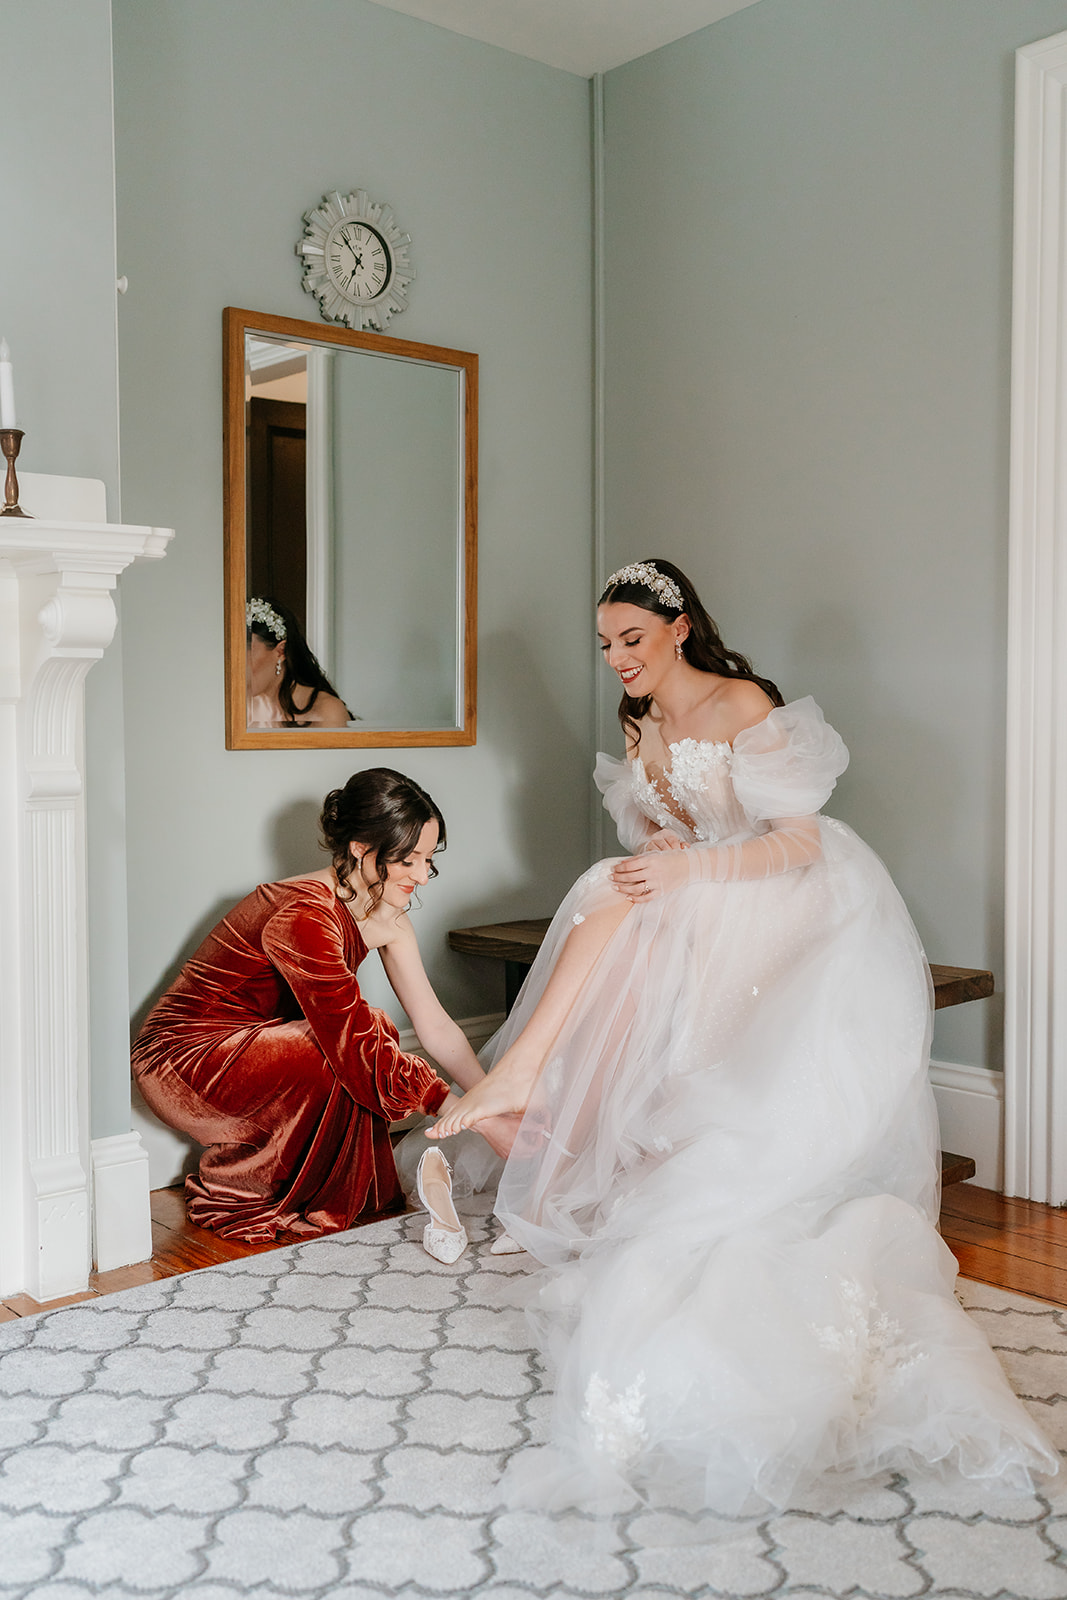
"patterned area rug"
1,1196,1066,1599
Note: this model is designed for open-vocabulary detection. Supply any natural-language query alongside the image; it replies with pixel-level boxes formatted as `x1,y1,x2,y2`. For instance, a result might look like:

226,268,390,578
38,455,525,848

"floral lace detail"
582,1372,648,1465
667,739,730,843
668,736,730,781
632,740,729,843
631,759,680,834
811,1279,926,1420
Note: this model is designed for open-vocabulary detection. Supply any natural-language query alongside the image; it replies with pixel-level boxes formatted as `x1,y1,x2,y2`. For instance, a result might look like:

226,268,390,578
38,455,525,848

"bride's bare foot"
427,1050,541,1138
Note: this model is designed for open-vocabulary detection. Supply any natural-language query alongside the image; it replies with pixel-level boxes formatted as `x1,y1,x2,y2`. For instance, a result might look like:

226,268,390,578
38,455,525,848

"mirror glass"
224,308,477,748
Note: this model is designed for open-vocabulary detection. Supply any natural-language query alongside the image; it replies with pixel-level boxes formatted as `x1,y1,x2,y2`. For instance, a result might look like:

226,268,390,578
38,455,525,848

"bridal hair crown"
246,597,287,641
603,562,684,613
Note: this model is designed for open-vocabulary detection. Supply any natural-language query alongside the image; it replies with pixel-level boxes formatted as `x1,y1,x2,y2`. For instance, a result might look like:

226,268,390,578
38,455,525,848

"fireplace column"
0,474,172,1300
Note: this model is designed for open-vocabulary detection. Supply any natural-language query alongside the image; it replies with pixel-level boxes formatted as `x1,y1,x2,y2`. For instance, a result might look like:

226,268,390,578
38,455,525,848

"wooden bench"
447,915,989,1188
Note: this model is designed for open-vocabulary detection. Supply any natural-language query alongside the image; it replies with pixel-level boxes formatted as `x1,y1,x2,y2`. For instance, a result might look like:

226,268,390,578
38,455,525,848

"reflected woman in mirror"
246,596,352,728
132,769,515,1246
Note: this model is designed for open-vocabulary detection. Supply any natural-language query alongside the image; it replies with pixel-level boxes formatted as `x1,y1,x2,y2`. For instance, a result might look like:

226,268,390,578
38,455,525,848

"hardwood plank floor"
1,1183,1066,1317
939,1183,1067,1304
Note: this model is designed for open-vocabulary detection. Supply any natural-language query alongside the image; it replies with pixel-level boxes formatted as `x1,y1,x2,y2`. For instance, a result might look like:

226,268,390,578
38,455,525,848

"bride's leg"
427,898,633,1136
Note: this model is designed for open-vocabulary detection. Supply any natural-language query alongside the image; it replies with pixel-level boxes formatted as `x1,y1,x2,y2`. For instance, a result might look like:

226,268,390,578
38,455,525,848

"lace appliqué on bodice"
632,738,735,843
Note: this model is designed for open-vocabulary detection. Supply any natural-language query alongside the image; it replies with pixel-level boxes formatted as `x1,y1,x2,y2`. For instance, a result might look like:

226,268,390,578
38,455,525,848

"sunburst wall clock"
295,189,415,331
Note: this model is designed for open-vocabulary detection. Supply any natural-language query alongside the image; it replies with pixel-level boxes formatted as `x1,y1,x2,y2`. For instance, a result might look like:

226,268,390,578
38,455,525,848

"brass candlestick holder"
0,428,31,517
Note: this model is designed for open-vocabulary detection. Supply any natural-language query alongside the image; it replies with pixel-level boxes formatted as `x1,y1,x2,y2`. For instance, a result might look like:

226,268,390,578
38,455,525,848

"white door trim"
1005,29,1067,1203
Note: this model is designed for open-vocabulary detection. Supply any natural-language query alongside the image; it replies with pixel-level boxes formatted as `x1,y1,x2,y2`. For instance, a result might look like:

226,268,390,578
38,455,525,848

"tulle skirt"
461,819,1057,1514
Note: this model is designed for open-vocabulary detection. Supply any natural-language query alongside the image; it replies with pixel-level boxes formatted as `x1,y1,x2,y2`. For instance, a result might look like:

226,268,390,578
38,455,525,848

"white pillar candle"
0,341,16,429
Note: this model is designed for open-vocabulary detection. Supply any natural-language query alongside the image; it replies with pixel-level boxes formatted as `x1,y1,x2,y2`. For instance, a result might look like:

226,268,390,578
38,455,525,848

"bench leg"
504,960,530,1014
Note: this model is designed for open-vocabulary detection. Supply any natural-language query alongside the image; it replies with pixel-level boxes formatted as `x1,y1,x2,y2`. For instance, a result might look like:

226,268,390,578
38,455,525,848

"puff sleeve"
729,697,849,824
594,752,658,853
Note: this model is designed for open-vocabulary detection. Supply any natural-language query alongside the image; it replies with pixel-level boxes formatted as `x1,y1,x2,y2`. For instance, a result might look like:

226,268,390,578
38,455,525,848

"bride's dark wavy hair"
248,597,353,724
599,557,783,747
320,768,445,912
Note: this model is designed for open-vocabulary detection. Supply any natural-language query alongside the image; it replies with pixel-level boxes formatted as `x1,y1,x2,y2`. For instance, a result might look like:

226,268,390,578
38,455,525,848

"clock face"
297,190,414,331
325,220,393,303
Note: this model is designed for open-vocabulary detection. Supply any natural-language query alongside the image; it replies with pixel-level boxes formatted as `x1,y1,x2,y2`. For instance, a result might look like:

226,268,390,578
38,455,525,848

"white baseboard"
930,1059,1003,1190
91,1132,153,1271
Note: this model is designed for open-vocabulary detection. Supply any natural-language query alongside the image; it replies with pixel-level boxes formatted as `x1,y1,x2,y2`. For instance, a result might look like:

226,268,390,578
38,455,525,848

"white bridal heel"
415,1148,468,1264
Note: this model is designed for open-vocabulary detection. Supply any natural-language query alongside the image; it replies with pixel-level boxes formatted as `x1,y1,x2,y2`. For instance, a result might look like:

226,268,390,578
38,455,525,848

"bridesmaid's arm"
379,918,486,1092
382,918,524,1159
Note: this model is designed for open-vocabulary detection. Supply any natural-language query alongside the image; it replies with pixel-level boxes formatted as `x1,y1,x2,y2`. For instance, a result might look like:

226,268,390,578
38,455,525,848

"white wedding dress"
486,698,1057,1515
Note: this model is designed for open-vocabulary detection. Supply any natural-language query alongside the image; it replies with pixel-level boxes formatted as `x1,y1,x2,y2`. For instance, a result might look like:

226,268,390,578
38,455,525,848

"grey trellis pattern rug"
1,1195,1066,1599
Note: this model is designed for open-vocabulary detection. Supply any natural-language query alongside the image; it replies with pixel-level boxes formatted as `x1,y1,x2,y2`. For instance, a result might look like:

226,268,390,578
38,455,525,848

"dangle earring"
675,637,684,661
275,659,282,676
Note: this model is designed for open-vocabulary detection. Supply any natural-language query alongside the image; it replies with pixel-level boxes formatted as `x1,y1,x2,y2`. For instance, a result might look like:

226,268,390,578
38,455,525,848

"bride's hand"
641,829,686,853
612,848,690,900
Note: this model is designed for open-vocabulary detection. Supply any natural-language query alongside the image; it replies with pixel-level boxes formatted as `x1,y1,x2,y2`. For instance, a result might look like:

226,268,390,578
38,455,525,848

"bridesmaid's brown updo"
320,769,446,911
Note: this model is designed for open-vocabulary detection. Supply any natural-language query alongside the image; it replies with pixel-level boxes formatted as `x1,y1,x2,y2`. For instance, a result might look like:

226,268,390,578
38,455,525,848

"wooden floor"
1,1182,1066,1320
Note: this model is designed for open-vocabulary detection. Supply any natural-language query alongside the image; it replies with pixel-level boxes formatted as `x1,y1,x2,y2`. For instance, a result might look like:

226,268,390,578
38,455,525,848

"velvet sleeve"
261,892,450,1119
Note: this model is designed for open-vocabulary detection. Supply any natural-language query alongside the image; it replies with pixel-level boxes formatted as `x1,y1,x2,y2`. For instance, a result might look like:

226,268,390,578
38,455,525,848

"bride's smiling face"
597,601,686,695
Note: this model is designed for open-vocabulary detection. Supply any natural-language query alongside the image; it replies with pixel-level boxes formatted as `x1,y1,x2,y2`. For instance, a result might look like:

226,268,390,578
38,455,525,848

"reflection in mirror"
224,308,477,749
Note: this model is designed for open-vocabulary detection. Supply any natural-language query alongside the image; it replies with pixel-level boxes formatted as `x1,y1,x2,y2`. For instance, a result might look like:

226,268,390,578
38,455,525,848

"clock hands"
328,224,388,296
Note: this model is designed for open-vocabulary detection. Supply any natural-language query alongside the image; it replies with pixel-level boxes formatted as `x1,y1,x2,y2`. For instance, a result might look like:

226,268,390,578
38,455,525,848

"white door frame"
1005,29,1067,1204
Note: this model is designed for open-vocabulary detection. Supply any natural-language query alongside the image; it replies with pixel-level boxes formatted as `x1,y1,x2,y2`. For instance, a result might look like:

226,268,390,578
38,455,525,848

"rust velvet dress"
132,879,450,1241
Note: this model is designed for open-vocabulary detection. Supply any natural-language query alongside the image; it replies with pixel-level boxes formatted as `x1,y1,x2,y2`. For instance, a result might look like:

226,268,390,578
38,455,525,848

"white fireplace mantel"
0,473,173,1300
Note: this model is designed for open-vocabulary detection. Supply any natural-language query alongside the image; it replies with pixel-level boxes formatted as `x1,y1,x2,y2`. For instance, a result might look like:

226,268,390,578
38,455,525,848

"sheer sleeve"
261,891,450,1119
686,698,849,884
594,752,657,853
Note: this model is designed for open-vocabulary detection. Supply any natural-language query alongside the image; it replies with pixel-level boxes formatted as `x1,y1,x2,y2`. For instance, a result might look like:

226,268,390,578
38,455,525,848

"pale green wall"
112,0,594,1047
602,0,1067,1071
12,0,1057,1159
1,0,134,1140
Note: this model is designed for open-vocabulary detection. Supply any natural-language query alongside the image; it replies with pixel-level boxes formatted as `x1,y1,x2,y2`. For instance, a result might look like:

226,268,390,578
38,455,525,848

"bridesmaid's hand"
612,848,690,901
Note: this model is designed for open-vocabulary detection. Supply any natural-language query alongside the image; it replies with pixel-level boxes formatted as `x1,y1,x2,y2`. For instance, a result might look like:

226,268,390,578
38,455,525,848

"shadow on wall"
786,604,1002,1065
441,625,591,928
268,797,323,880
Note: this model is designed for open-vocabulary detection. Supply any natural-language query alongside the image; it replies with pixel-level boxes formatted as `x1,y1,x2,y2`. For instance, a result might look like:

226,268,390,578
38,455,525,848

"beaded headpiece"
246,597,287,641
602,561,684,613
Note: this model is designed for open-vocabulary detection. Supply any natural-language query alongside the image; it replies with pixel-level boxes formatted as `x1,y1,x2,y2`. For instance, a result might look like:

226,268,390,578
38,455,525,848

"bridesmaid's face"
597,602,685,697
356,818,440,910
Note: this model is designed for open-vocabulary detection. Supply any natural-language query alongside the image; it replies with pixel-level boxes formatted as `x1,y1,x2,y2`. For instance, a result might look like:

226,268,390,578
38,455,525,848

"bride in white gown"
428,558,1058,1515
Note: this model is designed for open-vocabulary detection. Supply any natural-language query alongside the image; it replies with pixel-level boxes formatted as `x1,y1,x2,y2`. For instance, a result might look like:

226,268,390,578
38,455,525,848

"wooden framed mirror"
223,307,477,748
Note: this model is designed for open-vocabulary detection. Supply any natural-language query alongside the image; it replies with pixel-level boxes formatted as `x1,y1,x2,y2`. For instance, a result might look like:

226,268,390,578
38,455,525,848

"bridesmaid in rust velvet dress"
133,769,499,1242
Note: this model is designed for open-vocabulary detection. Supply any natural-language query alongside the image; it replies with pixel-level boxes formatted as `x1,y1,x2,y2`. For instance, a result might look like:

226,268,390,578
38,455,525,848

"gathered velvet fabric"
132,880,450,1241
